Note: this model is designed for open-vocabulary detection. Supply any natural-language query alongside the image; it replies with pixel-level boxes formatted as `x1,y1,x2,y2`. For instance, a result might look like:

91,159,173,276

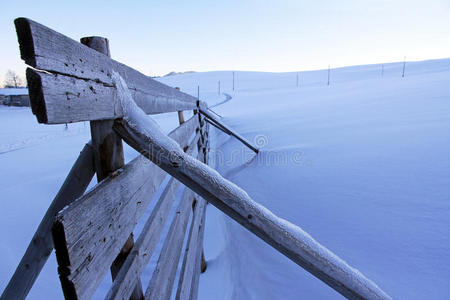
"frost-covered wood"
105,177,181,300
112,72,391,300
0,142,94,300
176,133,208,300
15,18,201,124
189,198,207,300
105,133,200,300
145,188,195,300
175,197,207,300
81,35,143,300
51,116,199,300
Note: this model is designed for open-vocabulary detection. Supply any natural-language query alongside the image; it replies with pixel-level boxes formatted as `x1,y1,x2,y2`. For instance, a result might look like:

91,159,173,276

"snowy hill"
1,59,449,299
158,59,450,299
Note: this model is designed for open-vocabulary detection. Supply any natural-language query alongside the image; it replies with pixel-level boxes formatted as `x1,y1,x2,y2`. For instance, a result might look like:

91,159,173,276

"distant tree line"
3,70,25,88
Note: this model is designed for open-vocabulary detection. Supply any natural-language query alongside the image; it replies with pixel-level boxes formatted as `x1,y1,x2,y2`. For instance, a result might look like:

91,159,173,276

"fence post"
327,65,330,86
195,100,208,274
80,36,144,300
175,87,185,124
402,56,406,78
232,71,235,91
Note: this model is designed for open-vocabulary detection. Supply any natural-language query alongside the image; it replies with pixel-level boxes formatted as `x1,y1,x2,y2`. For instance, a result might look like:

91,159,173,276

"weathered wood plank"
25,68,198,124
0,142,94,300
89,119,125,181
15,18,202,124
176,136,208,300
105,177,181,300
175,197,206,300
196,130,208,276
81,35,143,300
52,116,199,300
144,188,195,300
177,111,185,125
25,68,116,124
111,81,391,300
81,36,125,185
105,132,200,300
189,198,207,300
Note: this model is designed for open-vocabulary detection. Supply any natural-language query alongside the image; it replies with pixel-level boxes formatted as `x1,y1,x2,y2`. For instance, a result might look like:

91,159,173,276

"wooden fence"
1,18,391,300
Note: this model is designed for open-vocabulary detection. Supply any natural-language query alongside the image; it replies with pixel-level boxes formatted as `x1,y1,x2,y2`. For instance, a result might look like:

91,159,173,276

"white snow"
159,59,450,299
0,58,449,299
0,88,28,96
115,72,390,299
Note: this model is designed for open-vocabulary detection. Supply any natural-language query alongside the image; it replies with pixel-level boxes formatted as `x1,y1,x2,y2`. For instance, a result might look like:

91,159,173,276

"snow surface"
0,88,28,96
0,58,449,299
113,71,389,299
159,59,450,299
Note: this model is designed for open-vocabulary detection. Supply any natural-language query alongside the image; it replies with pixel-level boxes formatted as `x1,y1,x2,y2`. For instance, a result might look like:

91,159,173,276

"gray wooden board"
144,188,195,300
185,139,209,300
81,35,143,300
52,116,199,300
113,116,391,300
188,198,207,300
15,18,204,124
175,197,207,300
105,133,200,300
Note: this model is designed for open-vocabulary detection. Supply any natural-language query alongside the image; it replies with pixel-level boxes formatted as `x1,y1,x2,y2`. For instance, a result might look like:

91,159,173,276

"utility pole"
327,65,330,86
232,71,235,91
218,80,221,95
402,56,406,78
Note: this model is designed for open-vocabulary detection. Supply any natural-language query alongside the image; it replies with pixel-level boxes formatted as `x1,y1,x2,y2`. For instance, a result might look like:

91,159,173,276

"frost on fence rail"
111,72,392,300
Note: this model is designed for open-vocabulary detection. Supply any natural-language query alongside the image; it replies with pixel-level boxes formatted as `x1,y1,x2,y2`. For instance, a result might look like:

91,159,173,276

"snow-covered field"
1,59,449,299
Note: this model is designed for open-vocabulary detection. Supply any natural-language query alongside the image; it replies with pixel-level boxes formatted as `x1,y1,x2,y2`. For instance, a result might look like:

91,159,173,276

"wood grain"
105,133,200,300
144,188,195,300
175,197,206,300
52,116,199,300
15,18,203,124
113,115,391,300
81,35,142,300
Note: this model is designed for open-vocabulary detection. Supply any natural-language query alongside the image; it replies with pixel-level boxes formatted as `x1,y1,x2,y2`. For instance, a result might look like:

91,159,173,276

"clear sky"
1,0,450,85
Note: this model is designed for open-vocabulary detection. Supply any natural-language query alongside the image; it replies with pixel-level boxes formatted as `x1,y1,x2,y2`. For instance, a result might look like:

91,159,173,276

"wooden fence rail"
112,74,391,300
15,18,203,124
2,18,209,300
1,17,391,300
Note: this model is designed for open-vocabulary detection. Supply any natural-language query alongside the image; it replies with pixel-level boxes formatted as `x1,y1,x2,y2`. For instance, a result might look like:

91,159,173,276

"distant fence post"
296,73,299,87
175,87,185,124
402,56,406,78
80,36,144,300
232,71,235,91
381,64,384,77
218,80,221,95
327,65,330,86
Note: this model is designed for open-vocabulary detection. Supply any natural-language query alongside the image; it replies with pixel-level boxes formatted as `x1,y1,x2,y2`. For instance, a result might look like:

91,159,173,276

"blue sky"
1,0,450,84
